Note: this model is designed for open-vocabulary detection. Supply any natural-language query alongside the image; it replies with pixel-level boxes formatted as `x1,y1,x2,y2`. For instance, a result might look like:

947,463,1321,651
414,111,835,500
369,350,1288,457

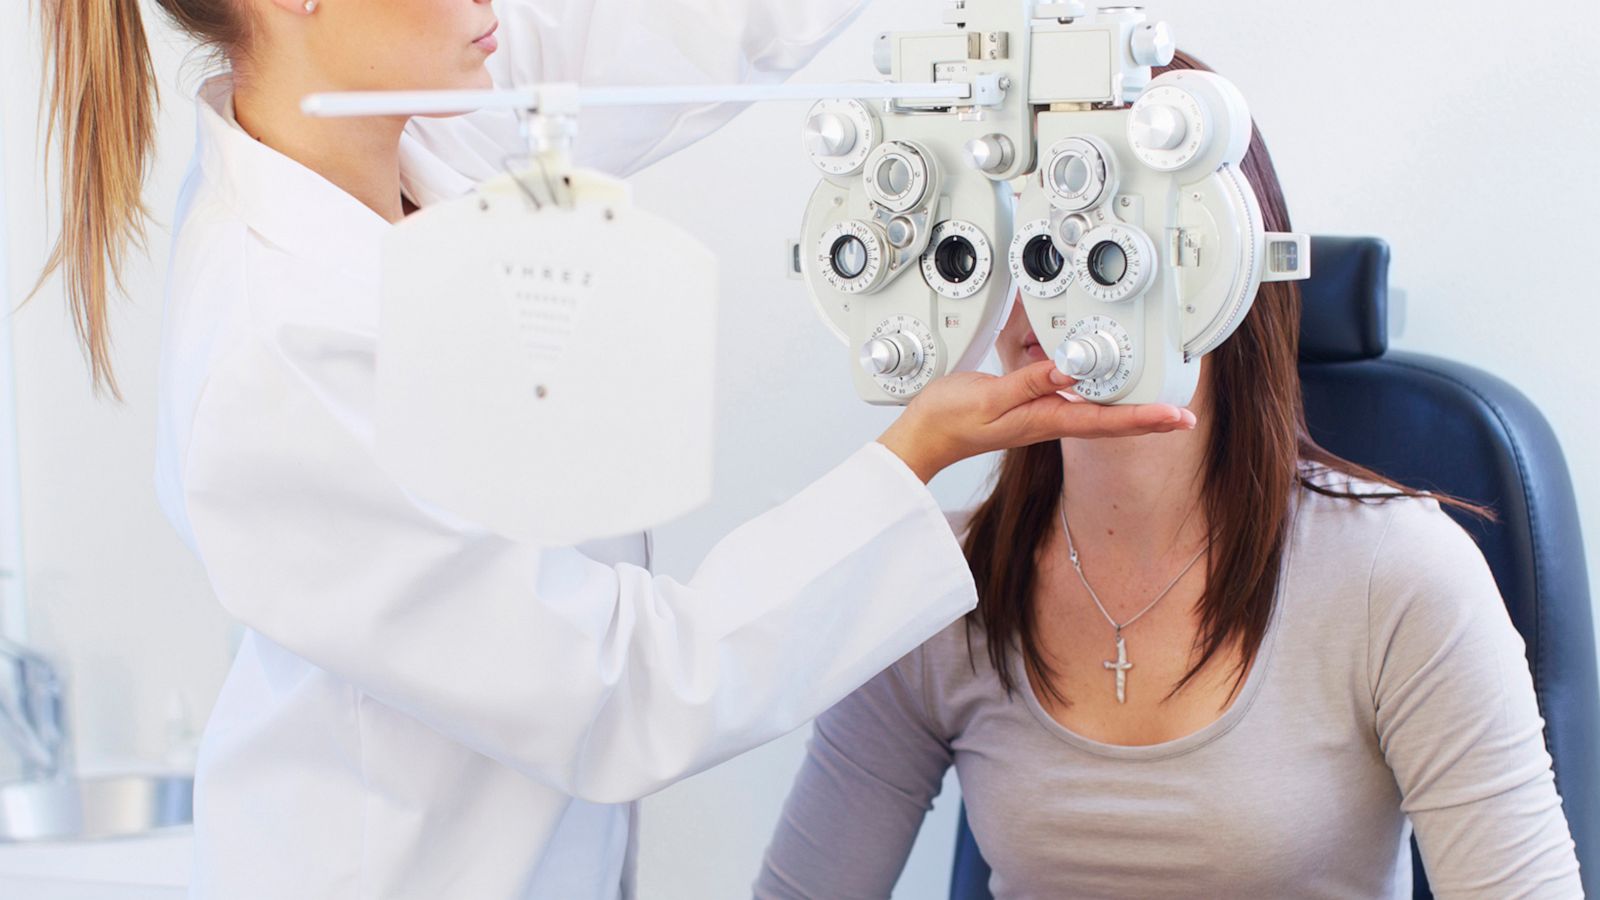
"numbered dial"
802,99,878,177
817,220,890,294
1010,218,1074,299
1056,317,1134,401
861,315,939,398
1129,72,1251,174
1074,224,1156,303
1044,137,1117,213
864,141,937,214
921,221,994,300
1128,84,1210,172
1128,85,1205,171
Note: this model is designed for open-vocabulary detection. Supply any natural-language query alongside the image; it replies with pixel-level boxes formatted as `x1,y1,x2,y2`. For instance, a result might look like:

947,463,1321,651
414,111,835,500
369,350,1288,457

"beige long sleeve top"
757,484,1582,899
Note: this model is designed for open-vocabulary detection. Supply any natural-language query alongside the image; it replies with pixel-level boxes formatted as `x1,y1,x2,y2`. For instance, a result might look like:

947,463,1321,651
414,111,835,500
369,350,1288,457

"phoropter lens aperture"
1021,235,1065,283
1087,240,1128,287
876,157,913,197
1054,154,1092,197
934,236,978,284
830,235,869,280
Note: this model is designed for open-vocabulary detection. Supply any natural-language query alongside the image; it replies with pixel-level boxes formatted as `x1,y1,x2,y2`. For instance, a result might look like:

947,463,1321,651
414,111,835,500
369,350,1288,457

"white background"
2,1,1597,897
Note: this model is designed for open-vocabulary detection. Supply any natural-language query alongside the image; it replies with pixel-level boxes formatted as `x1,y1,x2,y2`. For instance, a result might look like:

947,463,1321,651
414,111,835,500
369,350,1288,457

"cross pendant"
1103,633,1133,704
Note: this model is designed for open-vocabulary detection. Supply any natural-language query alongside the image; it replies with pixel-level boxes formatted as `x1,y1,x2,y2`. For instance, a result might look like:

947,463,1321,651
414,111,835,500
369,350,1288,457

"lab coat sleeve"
405,0,874,179
179,327,976,804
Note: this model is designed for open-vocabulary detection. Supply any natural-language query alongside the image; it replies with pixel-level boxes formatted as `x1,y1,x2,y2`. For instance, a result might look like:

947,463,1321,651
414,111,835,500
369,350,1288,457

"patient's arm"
755,642,956,899
1370,500,1582,897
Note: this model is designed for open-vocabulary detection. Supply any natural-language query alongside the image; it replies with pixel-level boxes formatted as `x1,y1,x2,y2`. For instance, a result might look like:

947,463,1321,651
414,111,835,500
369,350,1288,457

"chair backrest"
950,236,1598,899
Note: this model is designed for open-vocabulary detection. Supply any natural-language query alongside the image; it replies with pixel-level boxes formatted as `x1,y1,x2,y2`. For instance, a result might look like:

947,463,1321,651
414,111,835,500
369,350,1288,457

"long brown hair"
31,0,244,398
964,50,1485,707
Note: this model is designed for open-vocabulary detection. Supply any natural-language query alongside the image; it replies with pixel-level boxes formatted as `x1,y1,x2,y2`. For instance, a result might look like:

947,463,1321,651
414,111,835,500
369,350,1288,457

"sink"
0,774,193,842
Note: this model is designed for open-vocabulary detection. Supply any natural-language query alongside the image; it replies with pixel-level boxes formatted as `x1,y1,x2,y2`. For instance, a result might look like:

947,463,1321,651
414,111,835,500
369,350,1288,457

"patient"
754,52,1581,899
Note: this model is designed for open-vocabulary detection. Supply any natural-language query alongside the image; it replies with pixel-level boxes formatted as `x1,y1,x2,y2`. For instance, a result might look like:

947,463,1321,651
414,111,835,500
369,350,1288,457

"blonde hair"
33,0,243,398
32,0,159,397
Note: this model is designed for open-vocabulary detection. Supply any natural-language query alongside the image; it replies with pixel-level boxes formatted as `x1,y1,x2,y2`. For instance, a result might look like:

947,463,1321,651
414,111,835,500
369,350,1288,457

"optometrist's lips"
473,20,499,54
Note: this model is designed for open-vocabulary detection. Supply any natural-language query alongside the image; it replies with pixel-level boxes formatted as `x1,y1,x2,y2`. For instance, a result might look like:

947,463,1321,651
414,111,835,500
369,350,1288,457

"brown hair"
963,50,1488,707
32,0,245,397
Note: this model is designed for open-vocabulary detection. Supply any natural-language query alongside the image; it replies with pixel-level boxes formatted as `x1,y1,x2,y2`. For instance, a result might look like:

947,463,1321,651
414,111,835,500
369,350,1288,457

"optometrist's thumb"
989,358,1078,408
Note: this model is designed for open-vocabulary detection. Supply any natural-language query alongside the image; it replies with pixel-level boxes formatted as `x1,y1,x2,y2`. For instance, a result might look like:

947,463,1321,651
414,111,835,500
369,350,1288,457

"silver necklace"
1059,493,1208,705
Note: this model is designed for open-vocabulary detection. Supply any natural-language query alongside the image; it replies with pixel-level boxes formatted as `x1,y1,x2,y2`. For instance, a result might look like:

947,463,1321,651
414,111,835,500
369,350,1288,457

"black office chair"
949,236,1599,899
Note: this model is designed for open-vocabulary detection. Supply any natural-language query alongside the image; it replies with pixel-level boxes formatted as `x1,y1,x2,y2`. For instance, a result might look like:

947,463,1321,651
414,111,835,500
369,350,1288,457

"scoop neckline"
1010,520,1295,762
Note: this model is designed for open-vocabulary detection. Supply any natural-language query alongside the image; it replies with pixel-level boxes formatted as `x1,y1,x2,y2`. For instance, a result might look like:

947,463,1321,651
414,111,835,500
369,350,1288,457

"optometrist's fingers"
977,359,1078,415
989,391,1196,445
875,363,1196,482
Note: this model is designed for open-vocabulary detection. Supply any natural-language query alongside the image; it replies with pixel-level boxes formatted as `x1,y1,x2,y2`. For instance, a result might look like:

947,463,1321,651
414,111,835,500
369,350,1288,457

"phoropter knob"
964,134,1015,174
803,112,858,158
860,333,924,378
1054,331,1122,381
1129,103,1186,151
1130,21,1176,67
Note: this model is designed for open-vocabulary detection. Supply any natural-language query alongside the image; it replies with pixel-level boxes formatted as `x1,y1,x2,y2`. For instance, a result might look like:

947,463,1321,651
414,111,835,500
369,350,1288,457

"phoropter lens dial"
1055,316,1135,402
1009,218,1074,299
817,220,890,294
861,315,940,399
920,220,995,300
1057,329,1123,381
1073,224,1156,303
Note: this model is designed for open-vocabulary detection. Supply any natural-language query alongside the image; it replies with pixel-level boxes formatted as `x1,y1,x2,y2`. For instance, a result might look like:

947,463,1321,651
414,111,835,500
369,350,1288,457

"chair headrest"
1299,236,1390,362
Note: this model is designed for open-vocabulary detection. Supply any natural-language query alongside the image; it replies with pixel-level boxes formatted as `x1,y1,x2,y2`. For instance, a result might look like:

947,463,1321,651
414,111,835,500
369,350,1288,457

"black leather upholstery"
950,236,1597,899
1300,235,1391,362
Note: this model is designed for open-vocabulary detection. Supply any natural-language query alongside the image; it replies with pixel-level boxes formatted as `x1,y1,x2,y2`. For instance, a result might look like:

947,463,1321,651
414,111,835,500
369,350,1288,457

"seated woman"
754,51,1581,899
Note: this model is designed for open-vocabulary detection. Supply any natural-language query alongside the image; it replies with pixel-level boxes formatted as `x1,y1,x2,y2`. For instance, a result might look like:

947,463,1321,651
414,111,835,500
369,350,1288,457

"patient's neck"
1058,381,1214,568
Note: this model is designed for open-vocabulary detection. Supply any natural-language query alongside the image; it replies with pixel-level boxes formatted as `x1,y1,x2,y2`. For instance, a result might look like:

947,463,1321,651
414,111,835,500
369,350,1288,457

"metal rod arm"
302,81,972,119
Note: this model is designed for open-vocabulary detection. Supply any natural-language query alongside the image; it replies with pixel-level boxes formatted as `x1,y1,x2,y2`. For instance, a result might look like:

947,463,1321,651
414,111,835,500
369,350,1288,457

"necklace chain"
1058,490,1209,637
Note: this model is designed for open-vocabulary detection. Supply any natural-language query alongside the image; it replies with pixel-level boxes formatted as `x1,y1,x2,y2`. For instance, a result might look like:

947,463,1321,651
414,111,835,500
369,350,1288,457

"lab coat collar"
193,75,478,284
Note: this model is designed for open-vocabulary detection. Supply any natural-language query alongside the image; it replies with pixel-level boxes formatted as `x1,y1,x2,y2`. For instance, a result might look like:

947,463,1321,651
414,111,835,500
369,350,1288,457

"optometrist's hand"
877,359,1198,483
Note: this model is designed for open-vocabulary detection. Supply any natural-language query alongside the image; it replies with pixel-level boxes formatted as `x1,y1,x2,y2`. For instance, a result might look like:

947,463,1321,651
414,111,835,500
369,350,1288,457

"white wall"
0,35,27,638
2,1,1597,898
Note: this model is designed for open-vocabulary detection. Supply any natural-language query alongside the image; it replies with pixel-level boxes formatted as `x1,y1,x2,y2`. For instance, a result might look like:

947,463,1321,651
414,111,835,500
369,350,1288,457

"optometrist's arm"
756,644,955,899
407,0,877,179
1369,500,1582,898
178,319,1178,803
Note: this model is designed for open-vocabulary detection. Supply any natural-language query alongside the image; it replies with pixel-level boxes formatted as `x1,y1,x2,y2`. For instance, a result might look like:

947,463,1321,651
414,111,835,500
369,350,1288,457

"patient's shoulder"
1294,465,1478,561
1292,469,1499,628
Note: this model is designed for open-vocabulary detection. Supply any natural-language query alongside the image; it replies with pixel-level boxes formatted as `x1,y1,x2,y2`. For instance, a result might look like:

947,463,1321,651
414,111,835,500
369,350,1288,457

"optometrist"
32,0,1195,896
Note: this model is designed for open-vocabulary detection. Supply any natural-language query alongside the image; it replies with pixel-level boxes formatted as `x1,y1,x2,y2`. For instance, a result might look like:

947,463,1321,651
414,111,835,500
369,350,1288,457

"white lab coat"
152,1,977,898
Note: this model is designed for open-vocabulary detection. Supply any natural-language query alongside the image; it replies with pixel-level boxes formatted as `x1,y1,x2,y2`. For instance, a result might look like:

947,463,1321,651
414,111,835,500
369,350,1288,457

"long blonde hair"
33,0,242,397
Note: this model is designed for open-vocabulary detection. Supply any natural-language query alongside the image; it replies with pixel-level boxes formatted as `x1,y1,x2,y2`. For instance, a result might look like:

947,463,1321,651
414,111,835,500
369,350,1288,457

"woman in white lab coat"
34,1,1194,897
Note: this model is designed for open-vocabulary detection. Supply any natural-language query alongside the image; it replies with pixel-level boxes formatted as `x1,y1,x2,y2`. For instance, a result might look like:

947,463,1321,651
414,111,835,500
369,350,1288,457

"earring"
303,0,318,12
